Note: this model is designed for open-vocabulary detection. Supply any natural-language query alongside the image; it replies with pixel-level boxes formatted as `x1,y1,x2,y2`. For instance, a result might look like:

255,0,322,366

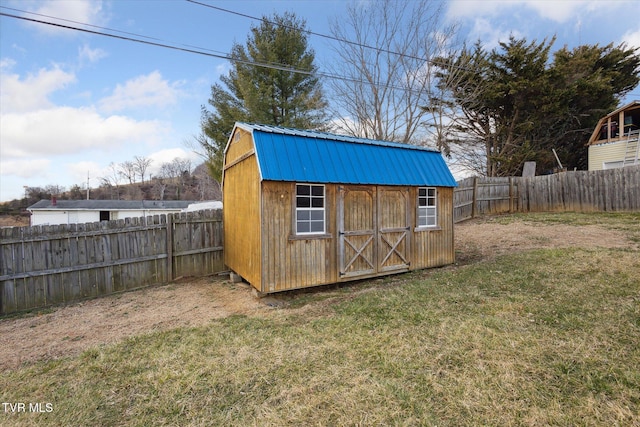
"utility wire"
0,10,438,96
185,0,466,71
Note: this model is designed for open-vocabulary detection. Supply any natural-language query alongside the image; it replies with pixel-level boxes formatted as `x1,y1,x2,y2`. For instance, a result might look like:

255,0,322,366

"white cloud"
1,107,164,158
468,18,523,50
78,44,107,65
0,58,17,71
28,0,107,35
0,158,51,179
0,65,76,113
98,71,183,113
66,160,102,184
448,0,610,24
147,148,201,176
621,27,640,49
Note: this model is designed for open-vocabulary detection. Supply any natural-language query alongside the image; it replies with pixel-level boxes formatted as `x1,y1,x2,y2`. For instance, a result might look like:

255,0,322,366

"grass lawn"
1,213,639,426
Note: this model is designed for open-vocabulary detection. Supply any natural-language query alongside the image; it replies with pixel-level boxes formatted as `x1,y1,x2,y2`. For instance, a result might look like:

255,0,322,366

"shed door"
338,186,410,279
338,186,376,278
377,187,410,273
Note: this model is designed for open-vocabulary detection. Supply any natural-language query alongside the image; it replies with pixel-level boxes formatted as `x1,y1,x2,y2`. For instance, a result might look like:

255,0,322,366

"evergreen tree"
198,12,327,180
440,37,640,176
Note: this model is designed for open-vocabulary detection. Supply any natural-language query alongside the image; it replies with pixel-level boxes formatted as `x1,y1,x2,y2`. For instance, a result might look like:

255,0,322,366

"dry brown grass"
1,212,638,426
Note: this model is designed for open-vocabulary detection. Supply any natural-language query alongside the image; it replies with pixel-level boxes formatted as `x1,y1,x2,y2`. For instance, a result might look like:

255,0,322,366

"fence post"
509,177,514,213
471,177,478,218
166,214,173,282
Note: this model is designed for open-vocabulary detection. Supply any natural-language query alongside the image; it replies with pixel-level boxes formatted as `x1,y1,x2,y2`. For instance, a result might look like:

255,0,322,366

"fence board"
1,209,224,315
454,166,640,222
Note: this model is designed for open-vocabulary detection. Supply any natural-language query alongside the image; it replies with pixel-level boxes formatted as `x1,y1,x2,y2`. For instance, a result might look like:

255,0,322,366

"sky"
1,0,639,202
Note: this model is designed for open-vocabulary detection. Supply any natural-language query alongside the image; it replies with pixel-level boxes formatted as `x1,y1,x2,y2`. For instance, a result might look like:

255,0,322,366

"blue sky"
1,0,639,202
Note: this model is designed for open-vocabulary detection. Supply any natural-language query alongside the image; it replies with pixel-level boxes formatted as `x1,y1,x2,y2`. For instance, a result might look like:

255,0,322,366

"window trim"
294,183,327,236
416,187,438,230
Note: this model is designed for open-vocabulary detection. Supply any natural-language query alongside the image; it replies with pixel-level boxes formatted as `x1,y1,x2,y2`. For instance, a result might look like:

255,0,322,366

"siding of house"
30,210,99,226
30,209,186,226
223,128,262,287
588,141,628,171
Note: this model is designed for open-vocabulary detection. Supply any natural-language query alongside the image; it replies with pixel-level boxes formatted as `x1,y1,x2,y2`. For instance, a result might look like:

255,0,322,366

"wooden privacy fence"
454,166,640,222
0,209,224,315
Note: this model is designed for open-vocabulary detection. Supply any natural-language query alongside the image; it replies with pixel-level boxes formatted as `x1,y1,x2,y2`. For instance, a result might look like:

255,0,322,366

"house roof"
588,100,640,145
601,100,640,119
232,123,458,187
28,200,198,211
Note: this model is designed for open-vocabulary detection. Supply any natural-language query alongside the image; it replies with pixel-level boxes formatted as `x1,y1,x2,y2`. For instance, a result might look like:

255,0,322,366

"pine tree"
198,12,327,181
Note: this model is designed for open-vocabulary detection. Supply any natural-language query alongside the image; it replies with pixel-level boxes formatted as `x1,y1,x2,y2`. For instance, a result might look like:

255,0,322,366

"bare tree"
100,162,122,199
327,0,458,145
133,156,153,184
152,180,167,201
118,160,137,184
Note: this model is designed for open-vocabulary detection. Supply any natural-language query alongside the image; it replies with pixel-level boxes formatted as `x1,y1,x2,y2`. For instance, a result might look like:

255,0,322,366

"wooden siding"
260,182,337,293
223,130,261,287
254,183,455,293
226,127,256,166
411,187,455,269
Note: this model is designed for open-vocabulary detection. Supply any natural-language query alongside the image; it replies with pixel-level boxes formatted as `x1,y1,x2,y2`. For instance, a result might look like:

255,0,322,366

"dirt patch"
0,217,636,370
454,218,634,264
0,279,267,369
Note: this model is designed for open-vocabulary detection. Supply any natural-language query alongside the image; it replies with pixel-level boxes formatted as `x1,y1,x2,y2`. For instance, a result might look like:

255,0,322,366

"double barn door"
338,186,411,279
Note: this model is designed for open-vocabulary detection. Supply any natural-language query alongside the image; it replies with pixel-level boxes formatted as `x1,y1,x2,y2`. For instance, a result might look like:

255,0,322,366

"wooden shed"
222,123,458,294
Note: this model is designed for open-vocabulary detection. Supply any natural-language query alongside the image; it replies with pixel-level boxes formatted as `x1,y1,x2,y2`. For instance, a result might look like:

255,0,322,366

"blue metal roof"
235,123,457,187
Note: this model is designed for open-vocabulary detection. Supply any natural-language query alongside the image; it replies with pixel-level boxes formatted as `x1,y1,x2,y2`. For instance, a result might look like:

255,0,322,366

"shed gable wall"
223,130,261,286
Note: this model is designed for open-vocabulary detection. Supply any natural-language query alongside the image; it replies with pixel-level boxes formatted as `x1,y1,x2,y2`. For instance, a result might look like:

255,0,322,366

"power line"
185,0,463,71
0,10,439,96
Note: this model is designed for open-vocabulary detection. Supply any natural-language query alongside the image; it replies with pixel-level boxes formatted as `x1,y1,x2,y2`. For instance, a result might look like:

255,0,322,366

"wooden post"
508,177,514,213
471,177,478,218
166,214,173,282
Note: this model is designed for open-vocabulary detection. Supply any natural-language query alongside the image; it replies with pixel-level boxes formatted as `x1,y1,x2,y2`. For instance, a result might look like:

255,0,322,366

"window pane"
418,198,427,207
428,188,436,197
427,216,436,226
297,210,310,221
311,185,324,196
297,185,310,196
311,197,324,208
427,198,435,206
310,210,324,221
296,197,310,208
297,221,310,233
419,188,426,197
310,221,324,232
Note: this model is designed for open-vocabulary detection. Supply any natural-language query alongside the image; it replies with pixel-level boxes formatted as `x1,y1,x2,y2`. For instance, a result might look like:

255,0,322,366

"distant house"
27,200,222,226
588,101,640,170
222,122,458,295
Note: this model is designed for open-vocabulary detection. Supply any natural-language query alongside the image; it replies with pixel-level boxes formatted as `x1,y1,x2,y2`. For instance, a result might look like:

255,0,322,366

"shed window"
296,184,325,234
417,187,437,227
